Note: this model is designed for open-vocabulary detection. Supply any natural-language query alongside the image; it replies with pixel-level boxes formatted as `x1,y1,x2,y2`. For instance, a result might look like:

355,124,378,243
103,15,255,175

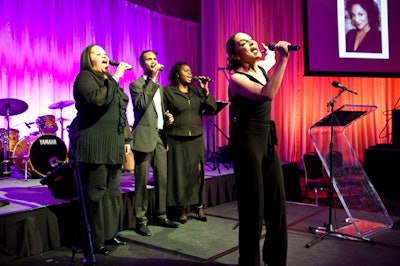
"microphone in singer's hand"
193,76,214,83
109,60,132,70
268,43,300,51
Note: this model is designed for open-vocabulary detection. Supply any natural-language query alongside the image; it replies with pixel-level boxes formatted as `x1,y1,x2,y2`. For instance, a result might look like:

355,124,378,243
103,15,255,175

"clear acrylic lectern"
310,104,393,238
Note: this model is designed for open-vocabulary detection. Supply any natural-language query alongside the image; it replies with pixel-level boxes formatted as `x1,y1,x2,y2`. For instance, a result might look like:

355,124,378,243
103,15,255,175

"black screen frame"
303,0,400,77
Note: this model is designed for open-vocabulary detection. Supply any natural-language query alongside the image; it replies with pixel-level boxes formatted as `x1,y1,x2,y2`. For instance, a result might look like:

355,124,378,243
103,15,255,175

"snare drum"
36,115,58,134
0,128,19,151
12,134,67,177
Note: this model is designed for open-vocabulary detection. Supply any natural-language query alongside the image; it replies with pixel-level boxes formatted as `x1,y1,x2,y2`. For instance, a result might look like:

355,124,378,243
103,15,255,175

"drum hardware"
23,159,29,181
0,98,28,176
49,100,75,141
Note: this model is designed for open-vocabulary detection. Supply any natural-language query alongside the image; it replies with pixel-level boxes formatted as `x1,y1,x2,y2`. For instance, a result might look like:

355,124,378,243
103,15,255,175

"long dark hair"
225,32,241,71
80,44,96,72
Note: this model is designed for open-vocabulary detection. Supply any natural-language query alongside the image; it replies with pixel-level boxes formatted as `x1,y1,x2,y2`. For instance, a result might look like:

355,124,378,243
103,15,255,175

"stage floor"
1,164,400,266
7,200,400,266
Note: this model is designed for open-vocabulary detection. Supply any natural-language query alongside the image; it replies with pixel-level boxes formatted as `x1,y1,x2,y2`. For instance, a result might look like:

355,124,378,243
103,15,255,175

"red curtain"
201,0,400,165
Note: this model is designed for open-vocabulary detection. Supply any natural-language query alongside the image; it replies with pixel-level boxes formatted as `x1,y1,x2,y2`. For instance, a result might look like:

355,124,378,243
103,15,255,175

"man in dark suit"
129,50,179,236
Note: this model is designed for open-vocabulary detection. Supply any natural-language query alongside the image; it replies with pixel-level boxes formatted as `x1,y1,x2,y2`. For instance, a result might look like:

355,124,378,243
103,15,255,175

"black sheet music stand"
203,101,229,173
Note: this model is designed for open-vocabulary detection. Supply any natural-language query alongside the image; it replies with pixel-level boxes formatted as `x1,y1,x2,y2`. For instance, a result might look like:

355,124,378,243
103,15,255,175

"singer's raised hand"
272,41,290,58
150,63,164,81
260,43,276,72
113,61,132,82
194,76,210,94
153,63,164,73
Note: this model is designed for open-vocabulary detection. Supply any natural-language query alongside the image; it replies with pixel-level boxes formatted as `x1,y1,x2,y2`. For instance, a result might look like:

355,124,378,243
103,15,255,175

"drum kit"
0,98,74,180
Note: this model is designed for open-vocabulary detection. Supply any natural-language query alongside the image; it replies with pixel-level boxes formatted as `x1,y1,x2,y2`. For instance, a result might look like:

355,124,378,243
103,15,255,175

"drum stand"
58,111,68,141
1,134,11,176
1,110,13,177
22,158,30,181
49,100,75,141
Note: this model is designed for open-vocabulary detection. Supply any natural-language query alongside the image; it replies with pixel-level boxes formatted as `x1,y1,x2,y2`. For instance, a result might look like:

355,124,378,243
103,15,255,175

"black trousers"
133,134,168,225
79,163,123,248
231,122,287,266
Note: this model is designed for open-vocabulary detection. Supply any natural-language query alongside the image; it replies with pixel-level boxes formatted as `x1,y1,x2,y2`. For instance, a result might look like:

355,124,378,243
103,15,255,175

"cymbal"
0,98,28,116
49,100,75,109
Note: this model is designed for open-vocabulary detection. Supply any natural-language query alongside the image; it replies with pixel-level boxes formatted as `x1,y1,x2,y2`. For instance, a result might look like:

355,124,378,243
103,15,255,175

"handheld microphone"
193,76,214,83
268,43,300,51
151,64,164,72
109,60,132,70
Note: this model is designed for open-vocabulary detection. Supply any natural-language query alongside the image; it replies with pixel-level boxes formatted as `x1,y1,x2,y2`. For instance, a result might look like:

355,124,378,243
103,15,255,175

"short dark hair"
139,50,158,64
168,62,186,86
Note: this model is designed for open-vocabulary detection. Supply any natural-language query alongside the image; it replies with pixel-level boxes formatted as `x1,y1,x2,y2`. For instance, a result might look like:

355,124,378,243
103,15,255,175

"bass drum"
12,134,67,177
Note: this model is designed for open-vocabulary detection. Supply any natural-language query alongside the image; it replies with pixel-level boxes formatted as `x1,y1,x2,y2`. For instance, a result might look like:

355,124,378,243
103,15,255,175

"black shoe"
105,237,127,246
136,224,152,236
94,245,111,255
195,206,207,222
156,218,179,228
178,218,187,224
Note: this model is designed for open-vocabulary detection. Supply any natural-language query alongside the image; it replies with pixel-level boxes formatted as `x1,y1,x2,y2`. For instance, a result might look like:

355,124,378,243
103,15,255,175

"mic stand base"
306,223,375,248
205,152,221,174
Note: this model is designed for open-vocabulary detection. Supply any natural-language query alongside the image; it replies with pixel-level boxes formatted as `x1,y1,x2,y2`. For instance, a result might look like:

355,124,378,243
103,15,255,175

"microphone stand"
204,101,229,173
70,150,96,265
42,143,97,264
305,88,373,248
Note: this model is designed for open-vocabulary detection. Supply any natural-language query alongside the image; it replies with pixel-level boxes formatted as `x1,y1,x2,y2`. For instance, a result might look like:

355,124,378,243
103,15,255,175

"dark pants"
79,163,123,248
232,122,287,266
133,134,168,226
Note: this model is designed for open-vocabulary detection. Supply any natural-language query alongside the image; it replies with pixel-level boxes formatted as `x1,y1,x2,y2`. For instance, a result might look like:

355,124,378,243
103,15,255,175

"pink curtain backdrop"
1,0,399,166
0,0,200,149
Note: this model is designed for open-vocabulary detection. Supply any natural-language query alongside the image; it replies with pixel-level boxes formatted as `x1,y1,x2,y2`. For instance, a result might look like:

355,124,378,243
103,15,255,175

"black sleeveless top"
229,66,271,125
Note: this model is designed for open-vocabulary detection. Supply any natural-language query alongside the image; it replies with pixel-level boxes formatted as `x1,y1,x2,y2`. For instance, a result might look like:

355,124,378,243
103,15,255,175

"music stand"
305,103,391,248
203,101,229,173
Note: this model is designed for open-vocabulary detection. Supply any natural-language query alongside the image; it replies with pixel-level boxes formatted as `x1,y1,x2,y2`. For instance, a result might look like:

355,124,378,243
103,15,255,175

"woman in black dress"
164,62,216,223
